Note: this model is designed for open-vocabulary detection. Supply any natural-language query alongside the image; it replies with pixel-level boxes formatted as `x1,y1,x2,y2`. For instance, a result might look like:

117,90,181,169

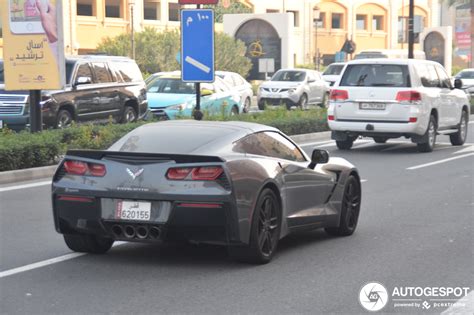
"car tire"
121,106,137,123
450,110,468,146
325,175,361,236
228,188,281,264
56,109,73,129
63,234,114,254
243,97,251,113
336,139,354,150
373,137,388,144
231,105,239,116
417,115,437,152
298,94,308,110
258,101,265,111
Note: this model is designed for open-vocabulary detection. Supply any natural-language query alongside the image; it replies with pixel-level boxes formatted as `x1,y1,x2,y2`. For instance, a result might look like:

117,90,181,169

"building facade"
1,0,442,63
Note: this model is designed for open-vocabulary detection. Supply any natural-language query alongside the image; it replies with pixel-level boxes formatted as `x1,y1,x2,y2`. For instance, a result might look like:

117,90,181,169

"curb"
0,131,332,186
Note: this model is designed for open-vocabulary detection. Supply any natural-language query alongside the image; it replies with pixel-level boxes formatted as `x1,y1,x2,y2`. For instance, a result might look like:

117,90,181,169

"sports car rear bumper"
52,193,242,245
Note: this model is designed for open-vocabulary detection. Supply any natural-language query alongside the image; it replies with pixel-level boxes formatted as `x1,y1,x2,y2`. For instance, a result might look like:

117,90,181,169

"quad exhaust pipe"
110,224,161,240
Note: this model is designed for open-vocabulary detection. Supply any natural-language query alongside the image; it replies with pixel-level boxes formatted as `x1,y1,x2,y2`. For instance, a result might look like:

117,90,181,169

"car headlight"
167,103,186,111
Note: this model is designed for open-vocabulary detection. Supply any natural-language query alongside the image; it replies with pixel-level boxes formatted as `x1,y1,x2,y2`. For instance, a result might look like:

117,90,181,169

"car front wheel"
325,175,361,236
56,109,73,129
450,110,468,146
64,234,114,254
121,106,137,123
228,188,281,264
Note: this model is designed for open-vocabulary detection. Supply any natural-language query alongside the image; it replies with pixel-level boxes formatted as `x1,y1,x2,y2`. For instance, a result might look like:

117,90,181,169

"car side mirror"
454,78,463,89
201,89,213,97
75,76,92,86
308,149,329,169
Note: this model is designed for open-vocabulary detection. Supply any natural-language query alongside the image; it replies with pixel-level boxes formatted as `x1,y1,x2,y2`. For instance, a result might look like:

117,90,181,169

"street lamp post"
313,6,320,70
129,0,136,59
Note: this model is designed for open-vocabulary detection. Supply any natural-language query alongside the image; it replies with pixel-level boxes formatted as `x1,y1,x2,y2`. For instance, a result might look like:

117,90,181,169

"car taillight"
166,166,223,181
396,91,421,103
192,166,223,180
328,115,335,121
63,160,106,177
166,167,192,180
330,89,348,101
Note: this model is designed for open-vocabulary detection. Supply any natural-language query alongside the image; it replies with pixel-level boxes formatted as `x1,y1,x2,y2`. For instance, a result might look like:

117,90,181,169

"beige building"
1,0,441,63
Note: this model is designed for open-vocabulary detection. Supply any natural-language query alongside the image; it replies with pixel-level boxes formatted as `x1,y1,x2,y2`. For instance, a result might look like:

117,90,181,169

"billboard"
1,0,65,90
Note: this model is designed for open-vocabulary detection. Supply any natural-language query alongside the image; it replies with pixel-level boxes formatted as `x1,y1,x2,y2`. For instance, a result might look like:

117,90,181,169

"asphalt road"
1,121,473,314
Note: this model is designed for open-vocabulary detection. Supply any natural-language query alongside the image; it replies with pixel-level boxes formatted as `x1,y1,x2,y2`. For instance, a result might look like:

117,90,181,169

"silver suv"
258,69,329,110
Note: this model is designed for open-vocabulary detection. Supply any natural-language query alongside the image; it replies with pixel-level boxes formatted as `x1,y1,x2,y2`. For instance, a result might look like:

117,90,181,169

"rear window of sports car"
109,124,237,153
340,64,410,87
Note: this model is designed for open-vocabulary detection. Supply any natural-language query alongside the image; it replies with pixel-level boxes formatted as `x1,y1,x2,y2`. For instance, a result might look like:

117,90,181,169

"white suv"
327,59,470,152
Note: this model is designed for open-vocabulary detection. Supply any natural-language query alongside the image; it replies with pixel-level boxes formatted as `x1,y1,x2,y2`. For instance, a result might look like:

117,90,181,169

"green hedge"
0,109,328,172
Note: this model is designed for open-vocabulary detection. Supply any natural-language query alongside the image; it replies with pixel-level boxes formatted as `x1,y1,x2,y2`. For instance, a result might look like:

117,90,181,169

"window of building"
314,12,325,28
105,0,122,18
266,9,279,13
144,1,161,20
77,0,95,16
331,13,343,29
372,15,384,31
356,14,367,30
169,3,180,21
286,10,300,27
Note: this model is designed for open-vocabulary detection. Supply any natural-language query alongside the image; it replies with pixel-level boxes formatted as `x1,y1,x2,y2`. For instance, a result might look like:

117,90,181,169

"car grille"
0,94,27,115
0,105,24,115
263,88,288,93
151,109,169,120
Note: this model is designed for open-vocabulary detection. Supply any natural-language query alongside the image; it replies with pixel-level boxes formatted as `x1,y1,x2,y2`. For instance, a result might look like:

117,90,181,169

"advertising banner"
1,0,65,90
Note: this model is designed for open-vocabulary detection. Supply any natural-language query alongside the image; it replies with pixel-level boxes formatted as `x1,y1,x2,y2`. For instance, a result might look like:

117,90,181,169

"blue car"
146,74,242,120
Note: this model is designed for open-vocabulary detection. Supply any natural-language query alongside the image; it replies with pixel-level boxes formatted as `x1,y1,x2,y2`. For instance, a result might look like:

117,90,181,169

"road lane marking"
0,180,52,193
441,290,474,315
454,145,474,154
407,153,474,170
300,140,333,147
361,179,368,183
0,242,126,279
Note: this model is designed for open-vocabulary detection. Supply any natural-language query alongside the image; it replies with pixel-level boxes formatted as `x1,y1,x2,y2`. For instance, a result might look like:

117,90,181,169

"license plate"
360,102,386,110
115,200,151,221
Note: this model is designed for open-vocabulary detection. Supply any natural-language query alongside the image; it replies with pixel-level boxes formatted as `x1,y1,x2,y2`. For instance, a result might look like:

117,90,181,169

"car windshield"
323,65,344,75
0,61,4,84
147,78,195,94
272,71,306,82
340,64,410,87
457,71,474,79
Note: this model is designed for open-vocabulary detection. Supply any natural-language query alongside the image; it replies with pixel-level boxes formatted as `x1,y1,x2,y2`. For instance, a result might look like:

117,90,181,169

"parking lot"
1,119,472,314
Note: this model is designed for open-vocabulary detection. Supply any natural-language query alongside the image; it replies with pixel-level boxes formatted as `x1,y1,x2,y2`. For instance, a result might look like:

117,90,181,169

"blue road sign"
181,9,215,82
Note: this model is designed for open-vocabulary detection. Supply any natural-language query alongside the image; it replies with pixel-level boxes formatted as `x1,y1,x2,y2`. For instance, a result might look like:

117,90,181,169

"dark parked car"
0,56,148,131
52,121,362,264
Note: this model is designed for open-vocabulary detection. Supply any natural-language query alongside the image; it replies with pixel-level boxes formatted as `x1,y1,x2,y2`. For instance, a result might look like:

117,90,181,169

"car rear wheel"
228,188,281,264
63,234,114,254
56,109,73,129
320,93,329,108
231,105,239,116
373,137,388,144
417,115,437,152
336,139,354,150
450,110,468,146
258,101,265,111
325,175,361,236
121,106,137,123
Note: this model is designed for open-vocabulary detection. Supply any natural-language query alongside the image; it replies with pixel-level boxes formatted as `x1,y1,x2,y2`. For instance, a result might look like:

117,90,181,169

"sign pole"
193,3,203,121
29,90,42,132
408,0,415,59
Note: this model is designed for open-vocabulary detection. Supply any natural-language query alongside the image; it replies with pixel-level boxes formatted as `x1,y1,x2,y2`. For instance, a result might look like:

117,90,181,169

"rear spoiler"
65,150,224,164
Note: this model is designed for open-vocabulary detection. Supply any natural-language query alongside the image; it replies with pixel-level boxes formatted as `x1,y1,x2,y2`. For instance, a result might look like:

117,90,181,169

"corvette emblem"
126,168,144,180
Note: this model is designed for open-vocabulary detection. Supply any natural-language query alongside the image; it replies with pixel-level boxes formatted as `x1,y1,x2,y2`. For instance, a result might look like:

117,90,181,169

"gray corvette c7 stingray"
52,120,361,264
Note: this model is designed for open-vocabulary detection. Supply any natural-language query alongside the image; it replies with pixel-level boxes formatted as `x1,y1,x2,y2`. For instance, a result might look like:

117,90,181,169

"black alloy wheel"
325,175,361,236
228,188,281,264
